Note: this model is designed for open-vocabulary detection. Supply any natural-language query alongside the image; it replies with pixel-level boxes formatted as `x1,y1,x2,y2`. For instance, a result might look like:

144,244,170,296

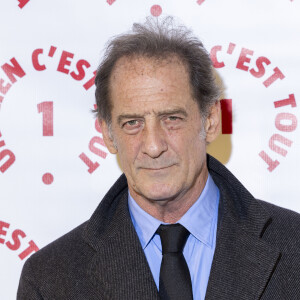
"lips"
143,166,171,170
136,159,178,171
138,163,176,172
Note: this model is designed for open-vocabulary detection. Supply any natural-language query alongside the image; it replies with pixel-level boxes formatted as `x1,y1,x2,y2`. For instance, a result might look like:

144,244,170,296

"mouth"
140,165,174,171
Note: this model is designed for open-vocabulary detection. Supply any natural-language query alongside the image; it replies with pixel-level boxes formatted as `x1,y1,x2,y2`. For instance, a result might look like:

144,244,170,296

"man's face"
102,55,220,208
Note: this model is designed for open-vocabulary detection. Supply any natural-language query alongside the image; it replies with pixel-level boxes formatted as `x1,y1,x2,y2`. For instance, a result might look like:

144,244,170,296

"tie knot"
157,224,190,254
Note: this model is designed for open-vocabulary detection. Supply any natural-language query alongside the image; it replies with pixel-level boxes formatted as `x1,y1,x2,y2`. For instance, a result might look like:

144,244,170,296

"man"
18,18,300,300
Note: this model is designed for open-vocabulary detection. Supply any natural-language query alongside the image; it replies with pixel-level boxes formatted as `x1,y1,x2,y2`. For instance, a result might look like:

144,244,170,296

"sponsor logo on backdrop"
0,46,107,183
0,220,39,260
1,42,296,180
0,46,233,180
210,42,298,172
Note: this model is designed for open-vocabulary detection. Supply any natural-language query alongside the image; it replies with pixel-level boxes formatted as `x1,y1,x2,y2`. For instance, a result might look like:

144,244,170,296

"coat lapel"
205,215,281,300
83,175,159,300
206,156,281,300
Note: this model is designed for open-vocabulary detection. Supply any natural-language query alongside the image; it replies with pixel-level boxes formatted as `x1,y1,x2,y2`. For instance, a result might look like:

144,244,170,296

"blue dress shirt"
128,174,220,300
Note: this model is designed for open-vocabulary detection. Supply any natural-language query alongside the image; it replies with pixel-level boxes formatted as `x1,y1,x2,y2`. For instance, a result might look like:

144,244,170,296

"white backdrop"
1,0,299,299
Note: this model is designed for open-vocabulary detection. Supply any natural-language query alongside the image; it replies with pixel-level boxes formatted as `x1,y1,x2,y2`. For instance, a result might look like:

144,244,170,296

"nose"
141,121,168,158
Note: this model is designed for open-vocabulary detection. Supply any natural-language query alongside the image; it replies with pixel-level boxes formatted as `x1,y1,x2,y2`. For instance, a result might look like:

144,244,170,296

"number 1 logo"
37,102,54,136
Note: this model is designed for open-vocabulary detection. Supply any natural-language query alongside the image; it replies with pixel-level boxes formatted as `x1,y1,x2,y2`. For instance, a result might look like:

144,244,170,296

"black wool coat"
17,155,300,299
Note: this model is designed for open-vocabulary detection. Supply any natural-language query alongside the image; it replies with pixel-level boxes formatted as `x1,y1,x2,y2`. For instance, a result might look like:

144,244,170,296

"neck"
129,169,208,223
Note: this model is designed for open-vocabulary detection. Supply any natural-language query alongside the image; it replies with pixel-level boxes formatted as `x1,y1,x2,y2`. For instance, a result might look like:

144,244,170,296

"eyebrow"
117,108,188,125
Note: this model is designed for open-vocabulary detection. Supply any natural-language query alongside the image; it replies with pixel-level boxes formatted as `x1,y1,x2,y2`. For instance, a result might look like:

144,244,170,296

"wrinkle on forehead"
117,106,189,122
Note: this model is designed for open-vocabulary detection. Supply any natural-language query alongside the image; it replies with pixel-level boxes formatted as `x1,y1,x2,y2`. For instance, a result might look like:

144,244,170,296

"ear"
100,120,118,154
205,101,221,144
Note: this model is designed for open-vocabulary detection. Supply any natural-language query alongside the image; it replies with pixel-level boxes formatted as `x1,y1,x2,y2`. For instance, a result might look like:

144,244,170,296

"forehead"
111,54,188,77
108,55,195,113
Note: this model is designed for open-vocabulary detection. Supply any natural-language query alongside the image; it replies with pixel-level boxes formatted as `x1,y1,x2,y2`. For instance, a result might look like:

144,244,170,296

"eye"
165,115,183,124
163,115,184,129
168,116,180,121
126,120,138,126
122,119,142,134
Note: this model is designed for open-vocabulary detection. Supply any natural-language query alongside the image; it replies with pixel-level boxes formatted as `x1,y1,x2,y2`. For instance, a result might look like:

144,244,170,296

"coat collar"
205,155,281,299
83,175,159,299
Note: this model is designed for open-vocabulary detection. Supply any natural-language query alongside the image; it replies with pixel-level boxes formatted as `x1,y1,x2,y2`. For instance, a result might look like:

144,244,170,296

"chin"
138,183,179,202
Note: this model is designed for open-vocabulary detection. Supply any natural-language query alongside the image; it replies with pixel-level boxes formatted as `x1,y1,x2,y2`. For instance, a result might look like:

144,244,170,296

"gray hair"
94,17,221,124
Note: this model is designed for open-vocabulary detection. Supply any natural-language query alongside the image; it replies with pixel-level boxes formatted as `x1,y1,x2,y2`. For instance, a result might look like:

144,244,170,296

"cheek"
115,136,141,166
174,133,206,167
167,127,201,152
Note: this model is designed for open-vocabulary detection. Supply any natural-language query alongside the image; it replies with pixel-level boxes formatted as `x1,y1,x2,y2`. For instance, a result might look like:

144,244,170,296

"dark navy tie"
157,224,193,300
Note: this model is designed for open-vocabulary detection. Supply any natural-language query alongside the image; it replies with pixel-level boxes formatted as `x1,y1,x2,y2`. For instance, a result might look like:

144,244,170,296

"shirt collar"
178,174,219,247
128,193,162,249
128,173,219,249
